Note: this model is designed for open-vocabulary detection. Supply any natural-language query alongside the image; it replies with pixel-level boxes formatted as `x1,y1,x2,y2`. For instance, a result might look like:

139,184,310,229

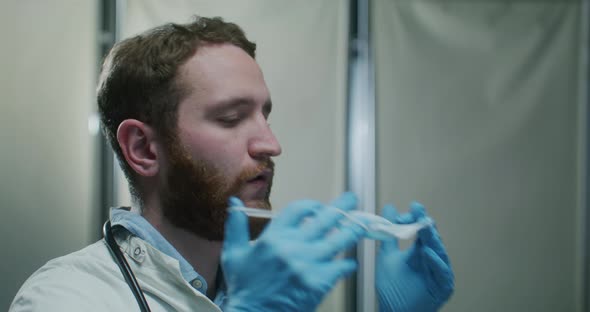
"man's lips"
246,169,272,184
239,168,272,200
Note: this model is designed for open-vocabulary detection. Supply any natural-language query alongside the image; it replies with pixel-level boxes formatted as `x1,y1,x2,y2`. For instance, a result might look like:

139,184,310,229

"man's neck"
142,207,223,299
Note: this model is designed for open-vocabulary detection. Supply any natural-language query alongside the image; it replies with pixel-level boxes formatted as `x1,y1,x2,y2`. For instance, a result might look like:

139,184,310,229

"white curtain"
117,1,350,311
374,1,584,311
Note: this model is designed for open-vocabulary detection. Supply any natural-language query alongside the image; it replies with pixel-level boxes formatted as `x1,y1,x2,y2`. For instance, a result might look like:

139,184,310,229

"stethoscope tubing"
103,220,152,312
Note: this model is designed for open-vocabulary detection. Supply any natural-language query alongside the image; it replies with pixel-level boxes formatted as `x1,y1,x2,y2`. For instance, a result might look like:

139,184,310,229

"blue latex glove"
222,193,366,312
376,202,454,312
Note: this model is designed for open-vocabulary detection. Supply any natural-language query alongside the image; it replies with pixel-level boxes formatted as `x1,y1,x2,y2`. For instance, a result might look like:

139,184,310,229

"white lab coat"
10,230,222,312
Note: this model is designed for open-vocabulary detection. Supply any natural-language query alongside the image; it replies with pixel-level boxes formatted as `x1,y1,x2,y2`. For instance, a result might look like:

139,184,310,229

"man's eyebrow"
211,97,254,111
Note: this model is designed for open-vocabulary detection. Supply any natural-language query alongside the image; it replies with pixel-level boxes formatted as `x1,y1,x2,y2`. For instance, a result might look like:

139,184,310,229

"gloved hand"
376,202,454,312
222,192,366,312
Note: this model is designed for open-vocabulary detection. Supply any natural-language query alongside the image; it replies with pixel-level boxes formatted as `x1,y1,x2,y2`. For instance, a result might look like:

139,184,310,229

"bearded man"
10,16,453,312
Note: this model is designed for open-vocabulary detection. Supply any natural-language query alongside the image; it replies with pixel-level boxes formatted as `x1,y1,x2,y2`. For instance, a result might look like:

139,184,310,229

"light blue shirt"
110,207,227,307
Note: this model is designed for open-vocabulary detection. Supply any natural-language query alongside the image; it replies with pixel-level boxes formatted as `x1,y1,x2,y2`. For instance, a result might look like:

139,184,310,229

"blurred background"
1,0,588,311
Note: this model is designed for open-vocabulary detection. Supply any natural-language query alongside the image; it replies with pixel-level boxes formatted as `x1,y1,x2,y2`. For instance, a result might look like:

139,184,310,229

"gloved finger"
315,224,366,259
228,196,245,208
223,200,251,251
380,204,400,252
329,192,358,211
394,201,426,224
416,217,450,266
299,192,357,238
410,201,427,219
298,192,358,239
315,258,358,287
422,247,455,300
270,200,322,229
299,206,348,240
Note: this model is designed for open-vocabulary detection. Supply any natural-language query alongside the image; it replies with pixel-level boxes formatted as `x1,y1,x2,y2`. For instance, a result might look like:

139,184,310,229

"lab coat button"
134,247,141,256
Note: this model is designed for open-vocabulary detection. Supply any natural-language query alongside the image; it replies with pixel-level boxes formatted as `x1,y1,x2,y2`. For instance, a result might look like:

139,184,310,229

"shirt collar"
110,207,213,296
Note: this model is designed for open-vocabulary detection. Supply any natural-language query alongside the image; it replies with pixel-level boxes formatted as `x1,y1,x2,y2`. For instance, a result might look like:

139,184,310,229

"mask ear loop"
233,204,434,240
232,206,274,219
234,205,371,231
327,206,371,233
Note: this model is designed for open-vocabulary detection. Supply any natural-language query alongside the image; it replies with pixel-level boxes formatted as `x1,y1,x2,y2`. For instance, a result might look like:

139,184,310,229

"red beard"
159,137,274,241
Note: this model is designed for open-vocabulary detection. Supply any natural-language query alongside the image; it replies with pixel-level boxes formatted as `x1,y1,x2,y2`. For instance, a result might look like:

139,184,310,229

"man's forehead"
183,43,261,78
175,44,270,112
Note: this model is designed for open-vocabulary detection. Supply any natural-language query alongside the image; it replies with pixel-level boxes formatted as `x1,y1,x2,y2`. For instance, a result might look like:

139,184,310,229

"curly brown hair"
97,16,256,201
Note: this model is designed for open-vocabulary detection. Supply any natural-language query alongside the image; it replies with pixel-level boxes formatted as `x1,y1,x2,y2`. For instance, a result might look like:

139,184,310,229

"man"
10,16,453,311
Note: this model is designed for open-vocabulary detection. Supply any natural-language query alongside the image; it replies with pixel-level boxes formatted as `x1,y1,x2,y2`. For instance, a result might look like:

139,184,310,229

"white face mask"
232,205,432,241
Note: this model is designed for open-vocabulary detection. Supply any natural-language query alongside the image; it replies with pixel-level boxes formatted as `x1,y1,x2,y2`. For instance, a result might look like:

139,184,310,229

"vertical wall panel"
374,1,582,311
0,0,98,309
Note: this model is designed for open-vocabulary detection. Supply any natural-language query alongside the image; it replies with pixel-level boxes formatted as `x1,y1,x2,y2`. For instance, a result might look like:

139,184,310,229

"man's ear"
117,119,160,177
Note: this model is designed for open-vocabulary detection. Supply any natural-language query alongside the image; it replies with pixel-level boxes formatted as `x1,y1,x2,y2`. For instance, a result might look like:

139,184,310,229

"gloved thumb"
380,204,399,252
224,197,251,250
329,191,358,212
394,201,426,224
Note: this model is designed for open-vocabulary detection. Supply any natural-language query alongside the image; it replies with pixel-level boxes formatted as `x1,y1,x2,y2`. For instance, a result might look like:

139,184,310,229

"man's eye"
217,116,241,127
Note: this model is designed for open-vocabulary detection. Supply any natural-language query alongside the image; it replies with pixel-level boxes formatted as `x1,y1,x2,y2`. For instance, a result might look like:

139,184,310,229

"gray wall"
0,0,99,310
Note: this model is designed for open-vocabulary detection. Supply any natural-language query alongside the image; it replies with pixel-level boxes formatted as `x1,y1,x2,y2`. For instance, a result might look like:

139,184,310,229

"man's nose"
248,123,282,159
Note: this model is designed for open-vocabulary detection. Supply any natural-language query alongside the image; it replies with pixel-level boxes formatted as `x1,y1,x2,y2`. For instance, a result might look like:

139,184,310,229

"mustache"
238,159,275,182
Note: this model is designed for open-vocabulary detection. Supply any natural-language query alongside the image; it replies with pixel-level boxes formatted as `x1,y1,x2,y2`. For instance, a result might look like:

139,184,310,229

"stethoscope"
103,220,152,312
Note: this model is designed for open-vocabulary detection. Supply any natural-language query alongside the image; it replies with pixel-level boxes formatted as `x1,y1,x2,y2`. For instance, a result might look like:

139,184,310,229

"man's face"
159,43,282,241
